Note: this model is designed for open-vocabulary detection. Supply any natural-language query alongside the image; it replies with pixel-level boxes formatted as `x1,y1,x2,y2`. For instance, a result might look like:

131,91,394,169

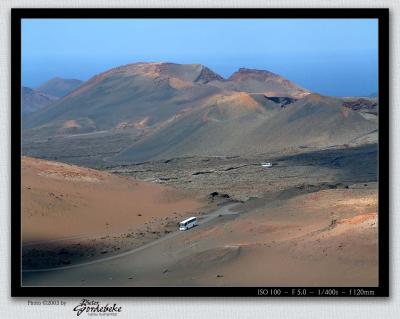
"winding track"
22,202,240,273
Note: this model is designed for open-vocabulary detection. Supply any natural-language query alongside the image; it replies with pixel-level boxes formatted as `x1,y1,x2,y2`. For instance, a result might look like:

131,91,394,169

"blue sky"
22,19,378,96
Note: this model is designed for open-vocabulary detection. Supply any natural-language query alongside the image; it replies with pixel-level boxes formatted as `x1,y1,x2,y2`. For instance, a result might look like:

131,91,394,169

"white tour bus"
179,217,198,231
261,162,273,168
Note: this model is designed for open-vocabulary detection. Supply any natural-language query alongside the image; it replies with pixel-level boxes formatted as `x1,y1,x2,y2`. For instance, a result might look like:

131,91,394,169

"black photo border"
11,8,389,297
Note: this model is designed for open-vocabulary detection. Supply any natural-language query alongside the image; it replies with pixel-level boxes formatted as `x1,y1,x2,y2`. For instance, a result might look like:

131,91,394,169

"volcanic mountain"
114,93,377,162
37,77,83,97
21,86,58,115
23,63,224,134
209,68,310,98
22,62,378,166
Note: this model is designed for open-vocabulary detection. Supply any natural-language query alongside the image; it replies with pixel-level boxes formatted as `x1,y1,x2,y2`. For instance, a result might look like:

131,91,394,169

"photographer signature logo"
73,299,122,316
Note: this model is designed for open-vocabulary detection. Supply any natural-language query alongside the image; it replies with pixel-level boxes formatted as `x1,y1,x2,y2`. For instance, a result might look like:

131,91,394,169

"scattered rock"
192,171,213,176
329,219,337,229
209,192,230,201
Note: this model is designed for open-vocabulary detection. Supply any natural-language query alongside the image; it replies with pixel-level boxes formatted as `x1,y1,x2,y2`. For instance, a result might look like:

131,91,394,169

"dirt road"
22,203,240,274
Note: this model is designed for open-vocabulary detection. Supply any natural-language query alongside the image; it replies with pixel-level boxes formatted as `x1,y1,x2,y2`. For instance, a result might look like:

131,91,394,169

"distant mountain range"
21,62,378,166
21,86,58,115
21,77,83,115
37,77,83,97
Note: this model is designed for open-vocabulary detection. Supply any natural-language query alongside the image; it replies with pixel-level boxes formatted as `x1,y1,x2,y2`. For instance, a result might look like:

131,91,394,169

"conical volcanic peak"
228,68,280,82
209,67,311,98
37,77,83,97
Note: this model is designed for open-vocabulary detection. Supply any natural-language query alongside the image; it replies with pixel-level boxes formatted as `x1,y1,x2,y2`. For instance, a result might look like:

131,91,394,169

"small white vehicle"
179,217,198,231
261,162,273,168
